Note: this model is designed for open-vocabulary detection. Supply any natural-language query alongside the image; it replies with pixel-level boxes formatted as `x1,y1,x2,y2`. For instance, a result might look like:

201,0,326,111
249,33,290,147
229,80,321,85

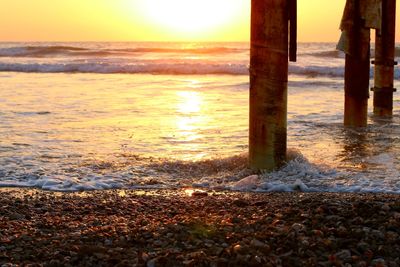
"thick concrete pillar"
249,0,293,171
343,0,371,127
373,0,397,116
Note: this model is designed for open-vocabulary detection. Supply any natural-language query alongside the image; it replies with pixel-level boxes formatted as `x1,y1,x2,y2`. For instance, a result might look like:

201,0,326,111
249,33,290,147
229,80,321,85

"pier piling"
249,0,296,171
373,0,397,117
342,0,371,127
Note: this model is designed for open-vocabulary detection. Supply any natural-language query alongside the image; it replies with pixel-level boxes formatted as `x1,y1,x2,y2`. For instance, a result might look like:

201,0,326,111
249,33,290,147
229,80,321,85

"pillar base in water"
344,97,368,127
373,90,395,117
343,51,370,128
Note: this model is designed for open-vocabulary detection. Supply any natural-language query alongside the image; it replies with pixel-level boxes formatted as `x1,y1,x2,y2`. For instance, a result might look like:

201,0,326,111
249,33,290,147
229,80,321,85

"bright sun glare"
138,0,242,35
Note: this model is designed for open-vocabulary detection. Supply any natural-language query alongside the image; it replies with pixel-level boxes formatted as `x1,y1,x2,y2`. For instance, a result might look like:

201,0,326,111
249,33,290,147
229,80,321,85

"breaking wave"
302,50,345,58
2,62,400,78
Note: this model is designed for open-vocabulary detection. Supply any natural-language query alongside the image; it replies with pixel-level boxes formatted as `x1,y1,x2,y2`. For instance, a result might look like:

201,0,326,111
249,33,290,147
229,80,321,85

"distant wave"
0,46,89,57
0,45,246,58
1,44,399,59
1,62,400,78
304,47,400,59
302,50,345,58
0,62,247,75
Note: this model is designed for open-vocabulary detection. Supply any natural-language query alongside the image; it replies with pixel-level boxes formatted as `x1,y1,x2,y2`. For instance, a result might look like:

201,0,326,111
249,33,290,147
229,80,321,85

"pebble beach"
1,188,400,266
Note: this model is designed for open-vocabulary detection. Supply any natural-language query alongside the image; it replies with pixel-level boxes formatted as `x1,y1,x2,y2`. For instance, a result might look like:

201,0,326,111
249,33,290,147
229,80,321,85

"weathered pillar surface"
344,50,371,127
343,0,371,127
373,0,397,116
249,0,289,170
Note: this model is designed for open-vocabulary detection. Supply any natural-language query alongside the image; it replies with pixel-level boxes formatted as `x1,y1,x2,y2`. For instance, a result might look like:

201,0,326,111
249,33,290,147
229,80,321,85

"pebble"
291,223,306,232
250,239,266,248
232,199,249,207
8,213,25,220
371,258,386,267
212,247,224,256
191,191,208,197
232,244,242,254
146,258,157,267
335,249,352,262
381,204,391,212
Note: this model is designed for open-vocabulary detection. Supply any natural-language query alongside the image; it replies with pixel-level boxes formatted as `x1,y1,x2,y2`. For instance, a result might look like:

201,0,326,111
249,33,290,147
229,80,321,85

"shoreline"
1,188,400,266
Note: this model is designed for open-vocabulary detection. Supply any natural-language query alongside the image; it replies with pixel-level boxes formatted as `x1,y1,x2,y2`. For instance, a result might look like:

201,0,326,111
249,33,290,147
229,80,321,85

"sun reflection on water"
177,91,202,114
173,90,209,159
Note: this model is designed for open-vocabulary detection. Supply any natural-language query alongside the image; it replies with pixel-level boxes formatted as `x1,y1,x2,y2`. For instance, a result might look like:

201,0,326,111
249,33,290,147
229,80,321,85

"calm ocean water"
0,42,399,192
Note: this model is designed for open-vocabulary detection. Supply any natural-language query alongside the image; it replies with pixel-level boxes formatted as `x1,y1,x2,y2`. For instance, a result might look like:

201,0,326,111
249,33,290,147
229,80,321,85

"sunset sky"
0,0,399,42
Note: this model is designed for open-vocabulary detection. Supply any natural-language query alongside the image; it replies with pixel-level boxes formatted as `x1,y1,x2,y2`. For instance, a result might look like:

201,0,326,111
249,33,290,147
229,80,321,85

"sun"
136,0,243,37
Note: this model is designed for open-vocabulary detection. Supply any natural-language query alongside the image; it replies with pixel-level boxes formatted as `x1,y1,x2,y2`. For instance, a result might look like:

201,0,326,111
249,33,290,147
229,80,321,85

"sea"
0,42,399,193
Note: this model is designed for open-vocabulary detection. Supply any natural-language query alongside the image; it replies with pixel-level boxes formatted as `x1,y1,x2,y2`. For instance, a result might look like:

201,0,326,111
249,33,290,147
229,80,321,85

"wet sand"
1,188,400,266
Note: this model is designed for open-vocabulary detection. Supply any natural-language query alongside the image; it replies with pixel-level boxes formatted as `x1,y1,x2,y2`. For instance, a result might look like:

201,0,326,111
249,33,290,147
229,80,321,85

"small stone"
253,255,262,264
372,230,385,239
233,244,242,254
147,258,157,267
371,258,386,267
212,247,224,256
231,217,243,224
357,242,369,252
153,240,163,247
312,229,324,237
187,251,206,258
192,191,208,197
142,252,150,262
291,223,306,232
300,238,310,247
386,231,399,242
250,239,266,248
335,249,352,262
236,254,251,262
8,212,25,220
232,244,250,255
232,199,249,207
49,259,61,266
94,253,108,259
183,259,195,266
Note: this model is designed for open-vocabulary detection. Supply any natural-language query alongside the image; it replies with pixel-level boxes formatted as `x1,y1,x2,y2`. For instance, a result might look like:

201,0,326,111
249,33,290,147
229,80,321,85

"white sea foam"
1,150,399,193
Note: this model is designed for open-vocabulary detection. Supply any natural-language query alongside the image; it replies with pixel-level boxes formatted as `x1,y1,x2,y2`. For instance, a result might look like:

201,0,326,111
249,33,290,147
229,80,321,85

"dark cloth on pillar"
361,0,382,31
337,0,381,60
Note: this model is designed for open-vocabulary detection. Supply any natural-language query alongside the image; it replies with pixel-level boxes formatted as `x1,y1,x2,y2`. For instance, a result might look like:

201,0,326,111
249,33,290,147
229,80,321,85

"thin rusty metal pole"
344,0,371,127
249,0,289,170
373,0,397,116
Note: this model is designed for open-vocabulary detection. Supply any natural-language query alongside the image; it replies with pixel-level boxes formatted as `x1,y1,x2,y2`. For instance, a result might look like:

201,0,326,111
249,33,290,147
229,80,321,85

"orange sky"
0,0,399,42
